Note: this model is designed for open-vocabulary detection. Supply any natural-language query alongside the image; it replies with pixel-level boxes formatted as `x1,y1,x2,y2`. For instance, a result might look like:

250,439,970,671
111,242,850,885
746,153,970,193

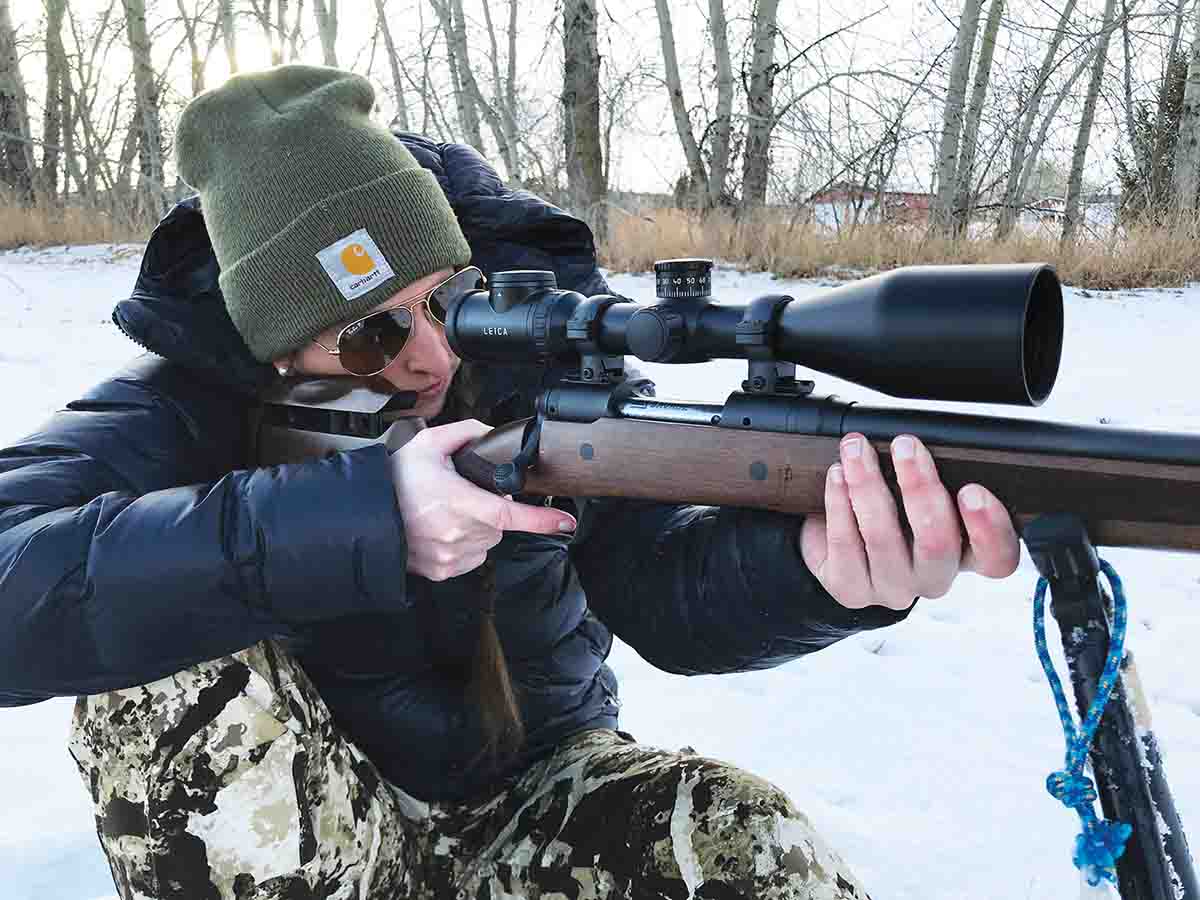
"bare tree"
312,0,337,67
995,0,1080,239
219,0,237,73
123,0,166,211
0,0,33,200
374,0,410,130
475,0,520,178
707,0,733,208
65,0,123,201
563,0,606,239
655,0,709,203
950,0,1003,231
1172,0,1200,212
425,0,521,176
42,0,68,201
1005,43,1095,231
426,0,483,148
931,0,984,233
248,0,305,65
1063,0,1119,242
176,0,224,96
741,0,780,209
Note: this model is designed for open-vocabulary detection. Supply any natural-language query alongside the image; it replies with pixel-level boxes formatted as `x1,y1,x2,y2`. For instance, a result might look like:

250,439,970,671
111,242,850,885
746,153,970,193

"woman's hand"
390,420,577,582
798,433,1021,610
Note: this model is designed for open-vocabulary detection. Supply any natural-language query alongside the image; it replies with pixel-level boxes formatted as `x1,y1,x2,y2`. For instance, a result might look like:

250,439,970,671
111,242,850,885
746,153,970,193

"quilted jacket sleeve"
0,356,409,705
571,498,912,676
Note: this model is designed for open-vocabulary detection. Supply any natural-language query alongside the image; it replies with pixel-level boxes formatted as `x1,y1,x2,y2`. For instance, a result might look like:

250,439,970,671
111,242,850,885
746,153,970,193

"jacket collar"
112,196,277,396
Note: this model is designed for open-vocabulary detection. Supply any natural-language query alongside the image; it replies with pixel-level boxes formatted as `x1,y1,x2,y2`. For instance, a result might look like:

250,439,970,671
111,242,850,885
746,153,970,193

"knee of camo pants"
67,641,422,900
452,730,872,900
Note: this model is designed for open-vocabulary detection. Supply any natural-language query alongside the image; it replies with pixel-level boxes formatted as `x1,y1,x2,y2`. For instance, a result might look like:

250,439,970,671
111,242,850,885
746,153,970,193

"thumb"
421,418,493,455
485,494,577,536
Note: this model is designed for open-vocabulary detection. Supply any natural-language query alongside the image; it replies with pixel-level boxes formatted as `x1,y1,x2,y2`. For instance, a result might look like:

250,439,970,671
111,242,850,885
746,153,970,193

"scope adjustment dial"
627,307,687,361
654,258,712,300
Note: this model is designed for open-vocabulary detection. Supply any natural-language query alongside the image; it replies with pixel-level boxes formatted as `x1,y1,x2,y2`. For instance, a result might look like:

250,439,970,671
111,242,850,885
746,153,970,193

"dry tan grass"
0,195,155,248
600,207,1200,290
4,197,1199,291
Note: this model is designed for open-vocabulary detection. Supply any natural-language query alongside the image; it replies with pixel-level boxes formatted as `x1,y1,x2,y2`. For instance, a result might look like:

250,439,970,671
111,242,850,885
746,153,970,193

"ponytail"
469,561,524,760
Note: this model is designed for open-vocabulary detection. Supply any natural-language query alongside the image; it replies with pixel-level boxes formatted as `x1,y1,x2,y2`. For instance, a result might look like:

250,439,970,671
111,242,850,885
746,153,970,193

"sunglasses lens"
338,307,413,376
428,267,485,323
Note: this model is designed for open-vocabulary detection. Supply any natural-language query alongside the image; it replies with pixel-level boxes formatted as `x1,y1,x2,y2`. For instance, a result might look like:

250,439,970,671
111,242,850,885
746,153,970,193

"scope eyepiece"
488,270,559,312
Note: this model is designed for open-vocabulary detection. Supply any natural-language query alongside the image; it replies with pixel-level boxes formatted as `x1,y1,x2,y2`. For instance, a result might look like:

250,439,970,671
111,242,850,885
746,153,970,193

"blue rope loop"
1033,559,1133,888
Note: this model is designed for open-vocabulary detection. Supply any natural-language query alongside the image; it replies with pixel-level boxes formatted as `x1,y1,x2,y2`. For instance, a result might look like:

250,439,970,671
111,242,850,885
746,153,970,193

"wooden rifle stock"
455,417,1200,552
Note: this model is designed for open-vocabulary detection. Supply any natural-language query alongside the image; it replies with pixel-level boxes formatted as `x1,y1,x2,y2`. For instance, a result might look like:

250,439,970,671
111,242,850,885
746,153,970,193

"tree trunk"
277,0,289,64
286,0,305,62
312,0,338,67
1014,48,1095,213
123,0,165,214
931,0,984,233
996,0,1079,239
41,0,68,202
61,45,75,199
741,0,780,210
220,0,238,73
114,113,138,213
707,0,733,208
0,0,33,200
65,0,114,201
176,0,206,95
951,0,1004,234
654,0,708,203
563,0,606,241
505,0,519,174
375,0,410,131
436,0,483,148
1063,0,1118,243
1150,0,1189,194
1171,0,1200,213
477,0,519,179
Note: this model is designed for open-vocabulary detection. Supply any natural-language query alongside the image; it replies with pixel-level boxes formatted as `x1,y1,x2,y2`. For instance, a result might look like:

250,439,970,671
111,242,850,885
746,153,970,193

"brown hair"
443,362,526,761
469,561,524,760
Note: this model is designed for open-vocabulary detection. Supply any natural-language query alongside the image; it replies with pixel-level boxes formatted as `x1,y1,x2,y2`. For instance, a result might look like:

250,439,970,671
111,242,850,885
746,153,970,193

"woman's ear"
274,356,295,377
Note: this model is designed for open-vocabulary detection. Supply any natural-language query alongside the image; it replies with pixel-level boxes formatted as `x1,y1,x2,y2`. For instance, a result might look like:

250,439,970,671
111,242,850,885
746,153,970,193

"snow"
1,246,1198,900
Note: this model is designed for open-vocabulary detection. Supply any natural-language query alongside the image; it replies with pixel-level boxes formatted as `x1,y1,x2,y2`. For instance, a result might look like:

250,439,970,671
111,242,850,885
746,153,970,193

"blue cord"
1033,559,1134,888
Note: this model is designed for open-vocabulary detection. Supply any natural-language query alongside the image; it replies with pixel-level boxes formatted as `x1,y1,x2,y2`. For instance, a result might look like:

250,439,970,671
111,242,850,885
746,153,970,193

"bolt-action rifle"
253,259,1198,898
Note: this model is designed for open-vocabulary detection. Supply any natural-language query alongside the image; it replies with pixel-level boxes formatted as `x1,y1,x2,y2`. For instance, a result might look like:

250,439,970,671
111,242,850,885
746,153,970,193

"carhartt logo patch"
317,229,396,301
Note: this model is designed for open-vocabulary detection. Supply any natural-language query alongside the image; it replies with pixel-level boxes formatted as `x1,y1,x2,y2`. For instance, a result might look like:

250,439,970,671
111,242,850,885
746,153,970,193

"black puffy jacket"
0,134,907,802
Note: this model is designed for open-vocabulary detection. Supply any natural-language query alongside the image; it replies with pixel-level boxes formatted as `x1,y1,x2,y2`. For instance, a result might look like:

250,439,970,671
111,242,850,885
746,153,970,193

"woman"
0,65,1019,899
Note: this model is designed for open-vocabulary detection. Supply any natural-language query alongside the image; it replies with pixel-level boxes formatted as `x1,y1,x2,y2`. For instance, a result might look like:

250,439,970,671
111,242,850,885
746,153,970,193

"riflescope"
444,258,1064,406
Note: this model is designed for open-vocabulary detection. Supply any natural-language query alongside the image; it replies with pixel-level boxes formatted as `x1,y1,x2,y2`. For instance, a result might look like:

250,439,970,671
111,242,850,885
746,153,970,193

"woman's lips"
419,377,448,398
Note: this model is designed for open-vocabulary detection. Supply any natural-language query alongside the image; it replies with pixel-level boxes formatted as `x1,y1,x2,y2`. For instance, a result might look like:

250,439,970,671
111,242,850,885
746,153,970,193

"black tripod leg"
1025,514,1197,900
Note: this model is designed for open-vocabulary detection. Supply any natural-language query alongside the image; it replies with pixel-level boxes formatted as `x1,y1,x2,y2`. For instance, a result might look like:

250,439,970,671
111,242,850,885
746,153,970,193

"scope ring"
566,294,634,347
735,294,793,359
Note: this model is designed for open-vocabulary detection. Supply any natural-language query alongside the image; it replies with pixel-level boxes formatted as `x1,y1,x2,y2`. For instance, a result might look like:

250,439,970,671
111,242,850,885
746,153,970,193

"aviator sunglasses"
311,266,485,377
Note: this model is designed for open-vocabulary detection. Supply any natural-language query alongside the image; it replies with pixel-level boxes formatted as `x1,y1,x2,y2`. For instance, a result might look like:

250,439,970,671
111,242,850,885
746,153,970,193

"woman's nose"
399,303,456,376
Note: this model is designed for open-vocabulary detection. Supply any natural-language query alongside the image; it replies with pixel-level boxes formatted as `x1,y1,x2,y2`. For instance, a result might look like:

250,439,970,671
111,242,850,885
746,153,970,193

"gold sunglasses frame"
310,266,485,377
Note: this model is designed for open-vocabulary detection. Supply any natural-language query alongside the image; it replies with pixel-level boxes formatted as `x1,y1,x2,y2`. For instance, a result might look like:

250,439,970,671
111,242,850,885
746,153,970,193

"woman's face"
279,267,461,420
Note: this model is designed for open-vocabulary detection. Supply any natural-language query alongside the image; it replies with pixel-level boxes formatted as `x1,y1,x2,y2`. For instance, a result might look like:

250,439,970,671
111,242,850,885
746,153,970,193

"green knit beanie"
176,65,472,363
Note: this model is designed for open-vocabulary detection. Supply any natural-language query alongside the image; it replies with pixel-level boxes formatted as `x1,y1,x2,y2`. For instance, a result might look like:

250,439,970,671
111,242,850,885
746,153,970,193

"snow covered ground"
0,246,1197,900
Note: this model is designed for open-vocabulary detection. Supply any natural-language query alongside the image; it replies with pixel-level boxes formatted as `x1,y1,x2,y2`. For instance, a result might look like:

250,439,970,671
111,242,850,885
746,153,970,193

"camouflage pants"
69,640,871,900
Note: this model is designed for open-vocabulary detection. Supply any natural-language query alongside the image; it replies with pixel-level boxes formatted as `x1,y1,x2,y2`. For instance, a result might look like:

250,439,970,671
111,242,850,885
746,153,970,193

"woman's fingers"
802,434,1021,610
957,484,1021,577
838,435,914,608
890,435,962,599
